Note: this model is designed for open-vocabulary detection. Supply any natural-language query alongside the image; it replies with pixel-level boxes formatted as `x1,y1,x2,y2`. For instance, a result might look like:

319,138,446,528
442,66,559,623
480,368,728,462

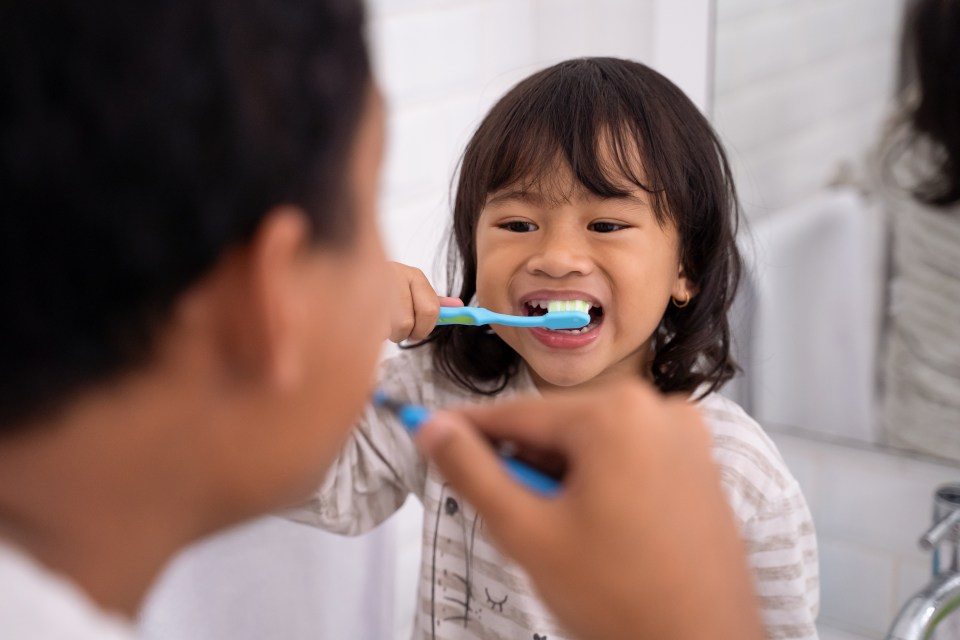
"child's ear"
673,266,699,302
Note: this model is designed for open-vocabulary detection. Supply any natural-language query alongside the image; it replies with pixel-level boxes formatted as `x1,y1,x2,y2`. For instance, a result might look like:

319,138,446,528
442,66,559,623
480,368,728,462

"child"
289,57,819,639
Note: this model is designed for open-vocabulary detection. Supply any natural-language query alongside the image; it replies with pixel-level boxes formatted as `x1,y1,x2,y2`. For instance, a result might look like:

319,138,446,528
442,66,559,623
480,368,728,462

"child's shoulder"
694,392,803,522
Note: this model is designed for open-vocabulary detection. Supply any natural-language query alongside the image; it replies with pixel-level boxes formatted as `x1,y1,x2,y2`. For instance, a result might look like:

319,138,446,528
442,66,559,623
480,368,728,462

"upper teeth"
527,299,593,313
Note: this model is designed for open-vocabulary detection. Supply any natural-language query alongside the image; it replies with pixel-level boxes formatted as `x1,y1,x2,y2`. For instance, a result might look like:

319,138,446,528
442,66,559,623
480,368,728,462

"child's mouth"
523,299,604,334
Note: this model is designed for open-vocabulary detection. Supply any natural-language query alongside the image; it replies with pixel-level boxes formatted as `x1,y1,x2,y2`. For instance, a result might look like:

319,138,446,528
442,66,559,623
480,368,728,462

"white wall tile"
819,538,896,636
715,0,902,97
534,0,593,63
369,4,487,107
381,195,452,285
382,104,450,201
481,0,539,79
588,0,655,63
714,45,893,153
713,0,907,218
817,624,873,640
814,444,957,559
893,556,931,616
534,0,655,66
367,0,456,17
729,100,888,213
716,0,794,25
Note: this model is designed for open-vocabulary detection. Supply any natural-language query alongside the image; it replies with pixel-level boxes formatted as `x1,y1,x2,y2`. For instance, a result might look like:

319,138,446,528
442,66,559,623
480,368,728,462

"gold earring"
672,291,690,308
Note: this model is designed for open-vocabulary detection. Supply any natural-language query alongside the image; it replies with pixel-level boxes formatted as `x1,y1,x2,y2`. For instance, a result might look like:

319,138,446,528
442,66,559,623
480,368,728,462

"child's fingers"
407,274,441,342
416,410,552,555
386,263,448,343
438,296,464,307
387,268,416,343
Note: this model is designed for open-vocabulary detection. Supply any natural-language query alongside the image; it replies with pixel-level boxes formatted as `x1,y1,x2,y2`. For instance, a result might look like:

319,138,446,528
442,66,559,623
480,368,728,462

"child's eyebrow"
484,189,545,208
485,188,649,211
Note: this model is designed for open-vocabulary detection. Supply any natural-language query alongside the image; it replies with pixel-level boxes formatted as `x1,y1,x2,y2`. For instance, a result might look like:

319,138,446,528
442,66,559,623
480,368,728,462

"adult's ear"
246,206,315,390
197,206,314,392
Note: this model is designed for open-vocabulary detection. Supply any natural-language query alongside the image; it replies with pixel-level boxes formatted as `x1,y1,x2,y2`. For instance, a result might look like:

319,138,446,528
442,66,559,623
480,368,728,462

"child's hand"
414,382,764,640
388,262,463,343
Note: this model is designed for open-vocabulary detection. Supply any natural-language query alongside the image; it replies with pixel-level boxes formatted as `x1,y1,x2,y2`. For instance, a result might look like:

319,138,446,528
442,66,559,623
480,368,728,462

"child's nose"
525,230,593,278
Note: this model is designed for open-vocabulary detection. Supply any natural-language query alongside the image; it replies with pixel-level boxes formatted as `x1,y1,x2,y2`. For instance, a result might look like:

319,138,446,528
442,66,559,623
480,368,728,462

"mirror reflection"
713,0,960,464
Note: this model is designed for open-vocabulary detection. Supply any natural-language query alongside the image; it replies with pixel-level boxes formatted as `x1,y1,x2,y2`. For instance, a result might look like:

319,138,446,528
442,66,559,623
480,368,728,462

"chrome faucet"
887,483,960,640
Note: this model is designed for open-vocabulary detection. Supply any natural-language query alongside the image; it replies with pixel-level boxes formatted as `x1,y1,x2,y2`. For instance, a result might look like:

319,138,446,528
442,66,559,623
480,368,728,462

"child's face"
475,163,691,392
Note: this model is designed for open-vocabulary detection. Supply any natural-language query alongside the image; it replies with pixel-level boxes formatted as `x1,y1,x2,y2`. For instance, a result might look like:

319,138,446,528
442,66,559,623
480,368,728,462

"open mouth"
523,299,604,334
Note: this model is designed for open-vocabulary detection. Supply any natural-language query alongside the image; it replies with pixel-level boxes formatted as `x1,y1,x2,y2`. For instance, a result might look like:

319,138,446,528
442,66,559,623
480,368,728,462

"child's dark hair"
0,0,369,430
418,57,741,397
890,0,960,207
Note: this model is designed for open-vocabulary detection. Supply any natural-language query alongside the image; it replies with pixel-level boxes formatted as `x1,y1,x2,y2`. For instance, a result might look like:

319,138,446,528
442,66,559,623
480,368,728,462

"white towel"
736,187,881,442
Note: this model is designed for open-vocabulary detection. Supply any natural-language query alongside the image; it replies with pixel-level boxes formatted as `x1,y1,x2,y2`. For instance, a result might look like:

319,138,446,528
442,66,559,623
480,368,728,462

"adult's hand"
416,381,764,640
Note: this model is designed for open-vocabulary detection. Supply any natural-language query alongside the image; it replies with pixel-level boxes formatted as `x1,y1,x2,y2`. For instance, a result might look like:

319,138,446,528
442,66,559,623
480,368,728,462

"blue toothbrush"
437,306,589,330
372,391,561,497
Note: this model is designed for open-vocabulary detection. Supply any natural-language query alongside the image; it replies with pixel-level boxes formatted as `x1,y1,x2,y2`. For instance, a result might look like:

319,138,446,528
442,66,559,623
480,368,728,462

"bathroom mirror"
711,0,959,463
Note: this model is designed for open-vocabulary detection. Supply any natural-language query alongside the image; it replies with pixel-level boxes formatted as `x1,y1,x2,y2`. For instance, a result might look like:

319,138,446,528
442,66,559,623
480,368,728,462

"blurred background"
139,1,960,639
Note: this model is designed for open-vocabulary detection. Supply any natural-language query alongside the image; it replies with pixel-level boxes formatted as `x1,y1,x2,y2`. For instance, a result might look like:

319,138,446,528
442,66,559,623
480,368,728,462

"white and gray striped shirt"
880,194,960,460
289,346,819,639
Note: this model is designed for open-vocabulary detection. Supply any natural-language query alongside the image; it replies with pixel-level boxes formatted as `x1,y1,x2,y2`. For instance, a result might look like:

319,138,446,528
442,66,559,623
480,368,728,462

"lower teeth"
554,323,596,335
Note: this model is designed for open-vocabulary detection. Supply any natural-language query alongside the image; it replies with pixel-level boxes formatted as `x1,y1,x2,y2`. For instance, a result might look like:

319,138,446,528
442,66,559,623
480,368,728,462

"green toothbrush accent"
438,313,475,325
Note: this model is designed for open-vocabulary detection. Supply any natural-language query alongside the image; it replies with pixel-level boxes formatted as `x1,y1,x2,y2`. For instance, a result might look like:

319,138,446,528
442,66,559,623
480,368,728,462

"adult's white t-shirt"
0,540,135,639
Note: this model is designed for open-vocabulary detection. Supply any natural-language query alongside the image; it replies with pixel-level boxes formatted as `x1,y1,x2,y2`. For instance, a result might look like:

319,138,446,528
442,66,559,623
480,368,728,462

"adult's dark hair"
415,57,741,397
0,0,370,430
893,0,960,206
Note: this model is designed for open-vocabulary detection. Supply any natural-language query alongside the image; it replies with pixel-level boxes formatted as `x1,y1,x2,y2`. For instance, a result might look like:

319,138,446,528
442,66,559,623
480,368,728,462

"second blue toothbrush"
372,391,561,497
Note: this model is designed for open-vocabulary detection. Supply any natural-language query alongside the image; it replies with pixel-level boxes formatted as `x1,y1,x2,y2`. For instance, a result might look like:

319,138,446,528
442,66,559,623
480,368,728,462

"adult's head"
0,0,388,524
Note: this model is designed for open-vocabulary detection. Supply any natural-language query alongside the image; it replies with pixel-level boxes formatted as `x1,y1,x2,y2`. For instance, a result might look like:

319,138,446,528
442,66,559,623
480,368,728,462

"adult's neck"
0,371,221,617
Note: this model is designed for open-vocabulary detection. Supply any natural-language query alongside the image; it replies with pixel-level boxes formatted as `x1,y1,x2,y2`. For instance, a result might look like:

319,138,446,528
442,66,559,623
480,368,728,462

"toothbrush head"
540,310,590,330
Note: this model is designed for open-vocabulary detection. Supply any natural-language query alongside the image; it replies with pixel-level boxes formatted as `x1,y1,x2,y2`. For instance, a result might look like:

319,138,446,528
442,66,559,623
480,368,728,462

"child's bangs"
481,89,667,221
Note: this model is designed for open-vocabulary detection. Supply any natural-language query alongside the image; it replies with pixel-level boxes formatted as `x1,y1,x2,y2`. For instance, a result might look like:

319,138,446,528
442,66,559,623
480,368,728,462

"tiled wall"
367,0,656,285
713,0,906,218
773,431,960,639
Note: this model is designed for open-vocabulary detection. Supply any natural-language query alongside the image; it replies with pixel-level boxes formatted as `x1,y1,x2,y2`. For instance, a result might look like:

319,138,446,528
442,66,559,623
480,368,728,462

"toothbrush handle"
437,306,540,327
501,457,561,497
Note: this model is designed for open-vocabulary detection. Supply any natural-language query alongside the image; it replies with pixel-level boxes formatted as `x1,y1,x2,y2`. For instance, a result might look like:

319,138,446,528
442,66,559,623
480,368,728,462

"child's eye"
498,220,538,233
588,221,627,233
